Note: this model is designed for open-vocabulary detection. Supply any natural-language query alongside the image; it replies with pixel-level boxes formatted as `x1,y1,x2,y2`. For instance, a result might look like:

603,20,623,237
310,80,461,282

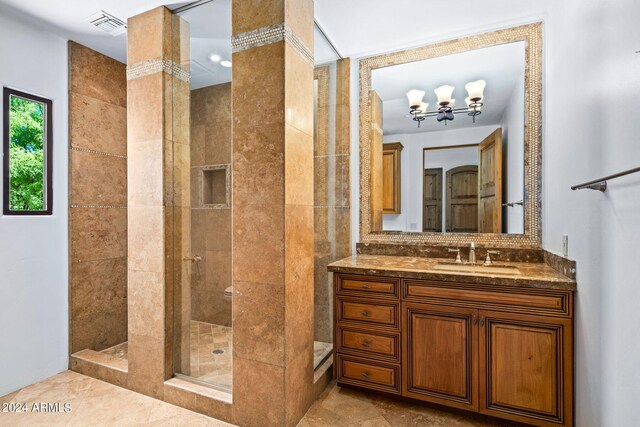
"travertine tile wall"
126,6,191,397
231,0,316,425
68,41,128,354
313,59,351,344
190,83,232,327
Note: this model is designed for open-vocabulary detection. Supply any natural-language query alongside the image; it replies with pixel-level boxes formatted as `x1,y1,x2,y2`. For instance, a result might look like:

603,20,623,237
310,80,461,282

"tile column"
231,0,315,425
126,6,191,398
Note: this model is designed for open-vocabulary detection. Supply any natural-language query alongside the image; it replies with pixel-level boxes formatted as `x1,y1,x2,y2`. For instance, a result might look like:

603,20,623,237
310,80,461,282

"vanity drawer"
403,280,573,317
337,297,400,329
336,274,400,299
336,355,401,394
337,327,400,362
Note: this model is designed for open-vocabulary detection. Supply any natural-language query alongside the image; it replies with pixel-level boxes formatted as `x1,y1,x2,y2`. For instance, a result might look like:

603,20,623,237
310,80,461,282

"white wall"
0,11,69,396
349,0,640,425
501,71,525,233
382,125,496,231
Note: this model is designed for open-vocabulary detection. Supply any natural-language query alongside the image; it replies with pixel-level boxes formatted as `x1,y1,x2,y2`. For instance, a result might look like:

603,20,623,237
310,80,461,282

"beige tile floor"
100,322,333,391
1,373,519,427
300,382,523,427
0,371,231,427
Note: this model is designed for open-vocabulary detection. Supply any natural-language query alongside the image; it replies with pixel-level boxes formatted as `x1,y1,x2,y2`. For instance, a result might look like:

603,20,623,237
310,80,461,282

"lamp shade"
418,102,429,113
407,90,426,109
449,99,456,109
434,85,455,104
465,80,486,101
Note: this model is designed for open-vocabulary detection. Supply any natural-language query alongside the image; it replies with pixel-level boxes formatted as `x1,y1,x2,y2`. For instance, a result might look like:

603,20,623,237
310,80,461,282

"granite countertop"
328,254,577,291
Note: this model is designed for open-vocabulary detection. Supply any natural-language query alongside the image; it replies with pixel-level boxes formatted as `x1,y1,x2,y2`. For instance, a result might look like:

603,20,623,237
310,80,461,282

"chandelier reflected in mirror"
407,80,486,128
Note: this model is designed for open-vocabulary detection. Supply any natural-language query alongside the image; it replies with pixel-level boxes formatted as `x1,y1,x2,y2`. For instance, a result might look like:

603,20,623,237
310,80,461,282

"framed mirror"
360,23,542,247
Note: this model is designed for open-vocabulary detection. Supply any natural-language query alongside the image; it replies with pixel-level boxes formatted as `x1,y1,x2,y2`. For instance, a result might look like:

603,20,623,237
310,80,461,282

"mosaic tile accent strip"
126,58,191,82
71,146,127,159
70,204,127,209
232,23,313,66
359,23,543,248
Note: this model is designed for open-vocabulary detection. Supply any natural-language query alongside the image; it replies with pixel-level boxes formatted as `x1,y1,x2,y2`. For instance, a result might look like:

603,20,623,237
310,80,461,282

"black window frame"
2,87,53,216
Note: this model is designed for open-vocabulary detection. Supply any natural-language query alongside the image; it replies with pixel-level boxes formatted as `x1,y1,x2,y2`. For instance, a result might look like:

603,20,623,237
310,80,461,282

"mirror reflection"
373,41,526,234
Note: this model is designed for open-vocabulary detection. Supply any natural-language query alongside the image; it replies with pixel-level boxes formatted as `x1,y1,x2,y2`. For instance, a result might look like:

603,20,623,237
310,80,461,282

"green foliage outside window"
8,96,45,211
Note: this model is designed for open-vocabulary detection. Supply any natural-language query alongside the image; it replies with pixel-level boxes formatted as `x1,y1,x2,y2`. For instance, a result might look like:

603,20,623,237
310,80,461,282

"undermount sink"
433,262,521,275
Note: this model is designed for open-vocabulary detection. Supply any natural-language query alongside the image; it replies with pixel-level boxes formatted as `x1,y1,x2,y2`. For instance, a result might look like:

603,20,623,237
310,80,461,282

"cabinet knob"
473,316,478,325
361,341,371,348
361,284,371,289
361,310,371,317
480,317,485,327
361,372,370,379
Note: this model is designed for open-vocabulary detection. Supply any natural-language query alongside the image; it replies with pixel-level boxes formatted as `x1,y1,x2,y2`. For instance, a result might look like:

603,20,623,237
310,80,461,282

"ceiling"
0,0,190,63
0,0,339,88
372,42,525,135
179,0,232,89
313,0,551,58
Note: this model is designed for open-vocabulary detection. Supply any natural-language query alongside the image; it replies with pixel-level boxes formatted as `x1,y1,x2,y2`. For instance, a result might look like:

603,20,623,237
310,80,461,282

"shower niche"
199,165,230,208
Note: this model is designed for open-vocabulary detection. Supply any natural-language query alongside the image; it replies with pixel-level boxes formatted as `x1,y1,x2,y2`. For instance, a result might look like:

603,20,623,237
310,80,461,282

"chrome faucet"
448,248,462,264
484,250,501,266
469,242,476,264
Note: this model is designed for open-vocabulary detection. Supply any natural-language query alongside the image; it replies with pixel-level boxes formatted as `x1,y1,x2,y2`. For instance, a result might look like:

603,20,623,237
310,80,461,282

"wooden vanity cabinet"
334,273,574,427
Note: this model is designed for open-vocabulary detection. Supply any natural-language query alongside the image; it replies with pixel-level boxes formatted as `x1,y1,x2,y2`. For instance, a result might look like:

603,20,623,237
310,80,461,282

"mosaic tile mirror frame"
359,23,543,248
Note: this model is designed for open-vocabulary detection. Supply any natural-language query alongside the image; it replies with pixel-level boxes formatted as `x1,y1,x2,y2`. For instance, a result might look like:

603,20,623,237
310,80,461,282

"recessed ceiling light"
208,54,221,63
220,60,232,68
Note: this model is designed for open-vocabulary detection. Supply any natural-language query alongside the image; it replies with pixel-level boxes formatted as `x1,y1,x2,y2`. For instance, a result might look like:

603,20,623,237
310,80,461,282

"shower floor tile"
189,321,233,389
100,321,333,390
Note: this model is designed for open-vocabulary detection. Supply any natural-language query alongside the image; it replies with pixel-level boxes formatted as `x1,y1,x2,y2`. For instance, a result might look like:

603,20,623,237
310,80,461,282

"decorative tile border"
70,204,127,209
232,23,313,66
126,58,191,83
359,23,543,248
71,146,127,159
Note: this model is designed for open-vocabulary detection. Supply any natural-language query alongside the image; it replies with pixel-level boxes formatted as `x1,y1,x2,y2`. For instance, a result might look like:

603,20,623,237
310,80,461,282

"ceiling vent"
86,11,127,37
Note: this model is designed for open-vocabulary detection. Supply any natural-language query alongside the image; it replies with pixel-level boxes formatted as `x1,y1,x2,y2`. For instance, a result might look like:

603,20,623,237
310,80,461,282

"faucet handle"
484,250,500,265
448,248,462,264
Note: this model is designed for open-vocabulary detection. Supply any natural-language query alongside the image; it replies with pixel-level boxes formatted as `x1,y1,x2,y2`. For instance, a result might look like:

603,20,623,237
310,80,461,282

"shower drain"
212,349,224,355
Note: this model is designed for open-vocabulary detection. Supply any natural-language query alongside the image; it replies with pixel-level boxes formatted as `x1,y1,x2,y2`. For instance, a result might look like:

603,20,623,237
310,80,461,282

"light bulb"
208,54,221,62
220,60,232,68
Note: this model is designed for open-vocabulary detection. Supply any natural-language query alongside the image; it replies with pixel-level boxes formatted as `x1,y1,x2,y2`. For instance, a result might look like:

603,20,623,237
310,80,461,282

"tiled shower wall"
190,83,232,326
68,42,128,353
314,60,351,344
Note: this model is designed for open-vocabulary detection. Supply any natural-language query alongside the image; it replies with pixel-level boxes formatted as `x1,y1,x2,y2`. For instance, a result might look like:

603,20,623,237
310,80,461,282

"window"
3,88,52,215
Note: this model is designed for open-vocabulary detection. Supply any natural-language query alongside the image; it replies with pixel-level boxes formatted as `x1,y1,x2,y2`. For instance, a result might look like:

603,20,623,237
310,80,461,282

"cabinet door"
382,142,403,214
479,311,573,427
402,303,478,410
